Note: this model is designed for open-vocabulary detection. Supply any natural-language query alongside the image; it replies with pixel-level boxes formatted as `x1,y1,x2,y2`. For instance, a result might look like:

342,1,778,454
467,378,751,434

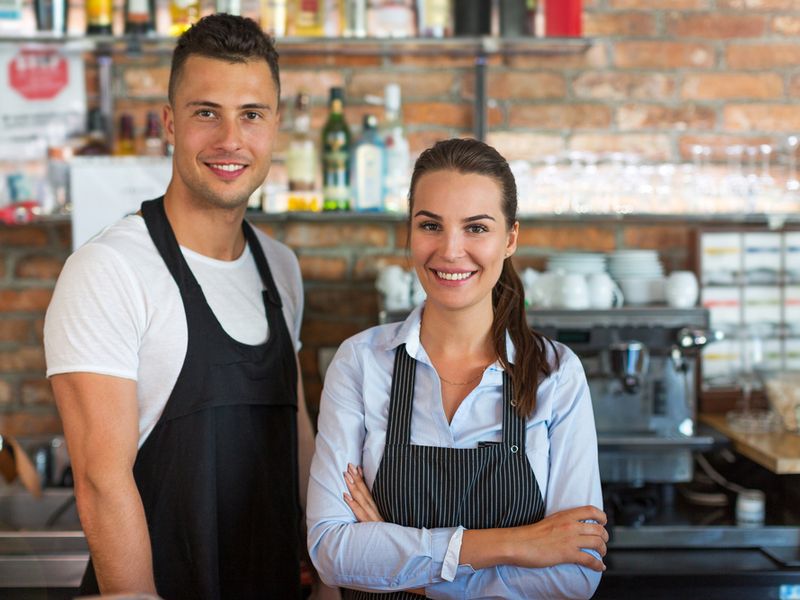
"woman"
307,138,606,599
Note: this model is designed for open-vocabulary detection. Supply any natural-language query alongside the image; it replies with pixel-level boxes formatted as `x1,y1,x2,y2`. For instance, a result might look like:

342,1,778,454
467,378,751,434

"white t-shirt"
44,214,304,448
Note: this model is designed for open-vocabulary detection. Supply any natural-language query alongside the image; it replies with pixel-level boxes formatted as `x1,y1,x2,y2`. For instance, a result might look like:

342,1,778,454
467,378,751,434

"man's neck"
162,185,248,261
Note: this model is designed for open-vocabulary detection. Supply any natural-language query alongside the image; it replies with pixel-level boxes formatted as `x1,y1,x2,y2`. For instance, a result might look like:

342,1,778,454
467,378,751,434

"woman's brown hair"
407,138,558,418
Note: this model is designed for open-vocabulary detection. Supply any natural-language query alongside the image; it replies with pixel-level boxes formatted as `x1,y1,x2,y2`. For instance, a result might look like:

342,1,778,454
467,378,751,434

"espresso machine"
528,307,719,487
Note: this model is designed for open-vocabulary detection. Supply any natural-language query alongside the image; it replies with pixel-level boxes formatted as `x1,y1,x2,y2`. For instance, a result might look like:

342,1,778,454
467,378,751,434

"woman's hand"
460,505,608,573
509,506,608,572
343,463,383,523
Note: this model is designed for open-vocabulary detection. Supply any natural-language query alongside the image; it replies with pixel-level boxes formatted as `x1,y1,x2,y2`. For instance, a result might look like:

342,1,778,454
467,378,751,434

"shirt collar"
380,303,517,369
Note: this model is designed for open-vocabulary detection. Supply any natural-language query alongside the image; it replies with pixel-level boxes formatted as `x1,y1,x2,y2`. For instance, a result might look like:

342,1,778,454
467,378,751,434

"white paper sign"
70,156,172,251
0,43,86,159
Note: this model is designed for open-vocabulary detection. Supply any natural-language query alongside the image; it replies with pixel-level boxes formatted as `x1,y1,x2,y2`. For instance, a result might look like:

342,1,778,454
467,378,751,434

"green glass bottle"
321,87,352,211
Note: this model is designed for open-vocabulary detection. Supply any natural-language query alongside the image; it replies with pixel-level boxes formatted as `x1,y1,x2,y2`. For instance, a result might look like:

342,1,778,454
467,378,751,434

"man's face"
163,55,279,211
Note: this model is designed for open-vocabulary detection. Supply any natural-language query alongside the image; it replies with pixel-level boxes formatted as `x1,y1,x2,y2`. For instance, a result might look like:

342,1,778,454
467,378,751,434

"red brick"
667,14,766,38
353,255,412,281
790,75,800,99
623,225,691,251
305,287,381,317
517,225,616,252
510,255,548,273
485,132,565,162
681,73,783,100
298,347,318,380
614,42,715,69
54,223,71,250
349,71,455,99
21,379,54,406
0,380,11,405
0,289,53,313
0,347,46,372
771,16,800,36
390,54,479,68
395,223,411,249
727,44,800,69
123,66,170,98
718,0,799,9
584,12,657,36
0,226,49,247
509,104,612,129
252,222,278,239
285,223,389,248
408,130,457,156
281,70,346,102
570,133,673,161
297,255,348,280
14,255,65,281
0,320,30,343
33,318,44,344
609,0,708,7
282,54,381,68
724,104,800,132
618,104,715,131
405,102,474,128
301,318,365,346
0,413,63,437
465,72,566,101
506,44,608,70
573,72,675,101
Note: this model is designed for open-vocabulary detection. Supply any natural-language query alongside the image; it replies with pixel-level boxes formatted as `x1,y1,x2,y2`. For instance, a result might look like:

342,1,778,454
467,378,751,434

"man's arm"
52,372,156,594
296,355,314,511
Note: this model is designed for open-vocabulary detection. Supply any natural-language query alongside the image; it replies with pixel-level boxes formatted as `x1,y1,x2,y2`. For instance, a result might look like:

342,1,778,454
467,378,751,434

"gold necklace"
438,364,492,386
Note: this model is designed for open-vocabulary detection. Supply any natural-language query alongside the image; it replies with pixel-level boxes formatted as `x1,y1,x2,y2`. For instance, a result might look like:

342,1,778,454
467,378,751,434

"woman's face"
410,169,518,314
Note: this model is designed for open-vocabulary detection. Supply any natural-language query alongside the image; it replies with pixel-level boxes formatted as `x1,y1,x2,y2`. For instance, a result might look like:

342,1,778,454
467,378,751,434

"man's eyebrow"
185,101,274,111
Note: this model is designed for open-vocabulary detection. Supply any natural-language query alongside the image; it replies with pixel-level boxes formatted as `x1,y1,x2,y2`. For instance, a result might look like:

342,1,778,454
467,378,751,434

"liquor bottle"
143,111,166,157
216,0,241,15
290,0,325,37
321,87,351,211
453,0,490,36
525,0,538,35
169,0,200,36
260,0,287,37
124,0,155,34
343,0,367,38
287,92,319,211
115,113,137,156
86,0,113,34
34,0,68,34
380,83,410,212
351,114,385,211
77,108,112,156
416,0,451,38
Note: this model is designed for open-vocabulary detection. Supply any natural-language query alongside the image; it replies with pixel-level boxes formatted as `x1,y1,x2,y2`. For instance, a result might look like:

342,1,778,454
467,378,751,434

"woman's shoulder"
339,321,405,354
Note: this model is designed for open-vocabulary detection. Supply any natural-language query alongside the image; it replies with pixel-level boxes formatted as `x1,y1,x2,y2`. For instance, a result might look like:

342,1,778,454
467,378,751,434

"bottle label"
127,0,150,20
87,0,113,25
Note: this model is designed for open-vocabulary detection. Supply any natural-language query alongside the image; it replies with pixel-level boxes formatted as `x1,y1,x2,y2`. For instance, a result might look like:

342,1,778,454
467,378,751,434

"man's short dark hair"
168,14,280,105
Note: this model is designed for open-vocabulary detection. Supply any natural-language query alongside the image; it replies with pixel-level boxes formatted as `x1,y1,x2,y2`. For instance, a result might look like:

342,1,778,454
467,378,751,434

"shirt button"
510,445,519,454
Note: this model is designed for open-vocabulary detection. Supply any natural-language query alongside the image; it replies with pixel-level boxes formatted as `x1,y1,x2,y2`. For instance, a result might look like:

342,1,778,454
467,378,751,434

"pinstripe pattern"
344,345,545,600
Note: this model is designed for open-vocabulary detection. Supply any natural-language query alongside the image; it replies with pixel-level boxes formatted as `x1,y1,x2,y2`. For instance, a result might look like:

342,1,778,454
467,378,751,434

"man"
44,15,317,599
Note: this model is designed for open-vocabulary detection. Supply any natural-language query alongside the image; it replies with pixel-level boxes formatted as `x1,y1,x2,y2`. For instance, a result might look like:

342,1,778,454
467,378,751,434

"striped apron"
344,344,546,600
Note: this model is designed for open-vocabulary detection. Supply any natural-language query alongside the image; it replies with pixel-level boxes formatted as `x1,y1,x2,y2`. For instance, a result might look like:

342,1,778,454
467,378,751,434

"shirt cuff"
438,526,464,582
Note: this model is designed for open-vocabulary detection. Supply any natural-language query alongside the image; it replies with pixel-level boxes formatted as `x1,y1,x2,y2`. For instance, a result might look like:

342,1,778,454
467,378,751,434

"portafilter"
609,340,650,393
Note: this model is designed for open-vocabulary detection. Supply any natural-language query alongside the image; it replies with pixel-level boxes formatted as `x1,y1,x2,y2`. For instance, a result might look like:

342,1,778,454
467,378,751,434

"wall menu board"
700,229,800,388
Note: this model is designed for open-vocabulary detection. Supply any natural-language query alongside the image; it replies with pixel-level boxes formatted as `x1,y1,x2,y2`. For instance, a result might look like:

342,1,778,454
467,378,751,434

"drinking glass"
726,327,775,433
786,136,799,192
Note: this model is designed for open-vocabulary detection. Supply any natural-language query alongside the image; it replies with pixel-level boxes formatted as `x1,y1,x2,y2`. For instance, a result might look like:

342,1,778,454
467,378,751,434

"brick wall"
95,1,800,163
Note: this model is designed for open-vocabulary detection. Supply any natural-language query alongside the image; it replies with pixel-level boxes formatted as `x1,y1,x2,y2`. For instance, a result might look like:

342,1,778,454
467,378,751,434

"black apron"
80,197,301,600
344,345,546,600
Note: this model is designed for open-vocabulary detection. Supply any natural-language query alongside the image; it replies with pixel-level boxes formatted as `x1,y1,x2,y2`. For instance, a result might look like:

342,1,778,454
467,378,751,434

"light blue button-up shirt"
307,304,603,599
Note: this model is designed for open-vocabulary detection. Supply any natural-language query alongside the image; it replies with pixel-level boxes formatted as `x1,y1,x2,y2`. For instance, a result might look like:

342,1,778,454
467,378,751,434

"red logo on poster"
8,48,69,100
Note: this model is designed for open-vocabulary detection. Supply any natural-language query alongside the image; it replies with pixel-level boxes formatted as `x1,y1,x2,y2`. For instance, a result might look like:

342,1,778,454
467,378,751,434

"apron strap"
141,197,199,294
242,220,283,309
386,345,416,445
502,372,527,453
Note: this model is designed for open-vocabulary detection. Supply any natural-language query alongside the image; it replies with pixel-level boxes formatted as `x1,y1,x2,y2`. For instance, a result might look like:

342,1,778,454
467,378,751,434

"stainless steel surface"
0,488,86,589
609,340,650,392
612,525,800,549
